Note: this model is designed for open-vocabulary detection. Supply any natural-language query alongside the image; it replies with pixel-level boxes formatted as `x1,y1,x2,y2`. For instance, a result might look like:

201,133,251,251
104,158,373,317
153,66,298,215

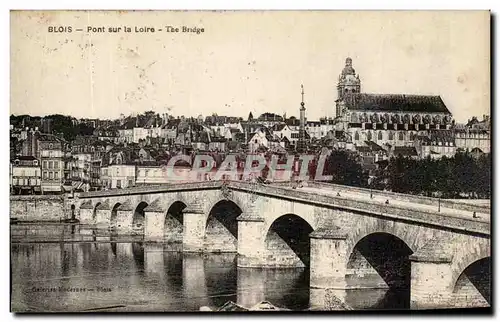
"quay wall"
10,195,66,222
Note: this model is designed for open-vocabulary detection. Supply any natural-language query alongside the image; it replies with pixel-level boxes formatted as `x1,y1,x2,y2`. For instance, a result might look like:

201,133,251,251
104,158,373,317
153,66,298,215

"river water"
11,223,404,312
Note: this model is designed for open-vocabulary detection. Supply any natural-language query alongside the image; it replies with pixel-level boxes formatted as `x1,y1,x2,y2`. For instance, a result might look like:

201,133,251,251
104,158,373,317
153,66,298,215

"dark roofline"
344,93,452,114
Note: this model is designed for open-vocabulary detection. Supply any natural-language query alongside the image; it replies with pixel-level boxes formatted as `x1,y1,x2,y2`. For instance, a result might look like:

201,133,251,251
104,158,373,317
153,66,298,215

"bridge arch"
264,213,314,268
346,231,413,309
261,201,317,237
346,232,414,309
450,238,490,288
110,202,122,229
92,202,101,222
204,195,246,218
133,201,149,234
164,200,187,246
449,238,491,307
345,220,423,262
204,199,242,252
452,256,491,306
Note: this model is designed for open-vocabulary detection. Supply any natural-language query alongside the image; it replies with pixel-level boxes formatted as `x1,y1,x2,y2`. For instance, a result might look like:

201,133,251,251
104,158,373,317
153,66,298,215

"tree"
325,149,368,187
382,152,490,199
475,153,491,198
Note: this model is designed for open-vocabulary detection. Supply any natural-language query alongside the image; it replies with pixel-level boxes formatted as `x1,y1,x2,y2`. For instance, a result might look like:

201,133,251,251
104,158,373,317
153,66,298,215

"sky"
10,10,490,123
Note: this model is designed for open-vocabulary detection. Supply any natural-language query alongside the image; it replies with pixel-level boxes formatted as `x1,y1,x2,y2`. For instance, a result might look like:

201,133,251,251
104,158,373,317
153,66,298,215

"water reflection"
11,241,310,311
11,224,407,312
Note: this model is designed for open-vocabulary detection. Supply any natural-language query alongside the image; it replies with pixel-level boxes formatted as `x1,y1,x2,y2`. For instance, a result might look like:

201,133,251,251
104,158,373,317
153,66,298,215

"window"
367,131,372,141
398,132,404,141
43,171,48,179
48,161,53,169
49,172,54,179
43,161,48,169
378,131,383,140
354,131,360,141
116,180,122,188
128,180,133,187
54,172,59,179
389,131,394,140
54,161,58,169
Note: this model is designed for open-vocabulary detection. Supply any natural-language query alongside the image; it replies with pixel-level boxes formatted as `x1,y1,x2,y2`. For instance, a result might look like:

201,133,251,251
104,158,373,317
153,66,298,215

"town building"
101,164,136,189
454,115,490,154
247,127,283,153
305,117,335,140
38,134,65,194
415,130,456,159
255,112,285,128
10,156,41,195
20,128,39,157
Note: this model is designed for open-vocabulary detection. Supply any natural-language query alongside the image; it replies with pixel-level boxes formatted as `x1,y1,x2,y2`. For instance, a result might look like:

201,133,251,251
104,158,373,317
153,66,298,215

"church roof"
344,93,451,114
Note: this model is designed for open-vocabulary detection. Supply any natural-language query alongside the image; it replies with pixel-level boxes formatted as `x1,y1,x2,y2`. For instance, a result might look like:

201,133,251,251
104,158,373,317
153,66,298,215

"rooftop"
343,93,451,114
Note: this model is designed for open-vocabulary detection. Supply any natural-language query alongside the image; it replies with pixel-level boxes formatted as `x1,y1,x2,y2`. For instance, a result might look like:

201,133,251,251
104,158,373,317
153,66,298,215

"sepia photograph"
9,10,491,313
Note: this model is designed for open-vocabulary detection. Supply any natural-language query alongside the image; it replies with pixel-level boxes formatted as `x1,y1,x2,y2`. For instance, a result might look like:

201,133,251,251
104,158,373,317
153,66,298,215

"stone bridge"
69,180,491,310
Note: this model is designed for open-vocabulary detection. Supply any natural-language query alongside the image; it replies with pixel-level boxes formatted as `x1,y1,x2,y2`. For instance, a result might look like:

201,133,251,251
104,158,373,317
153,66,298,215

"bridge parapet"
271,181,490,214
78,181,223,198
227,181,490,236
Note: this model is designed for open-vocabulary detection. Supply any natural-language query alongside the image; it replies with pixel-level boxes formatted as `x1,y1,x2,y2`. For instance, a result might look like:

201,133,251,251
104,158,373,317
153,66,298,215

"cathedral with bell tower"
333,57,455,152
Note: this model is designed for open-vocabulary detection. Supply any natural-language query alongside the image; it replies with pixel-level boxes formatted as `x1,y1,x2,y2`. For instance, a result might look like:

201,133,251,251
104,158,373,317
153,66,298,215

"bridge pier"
237,214,265,267
308,228,350,309
95,209,111,227
116,209,134,233
144,209,165,242
409,253,454,309
182,204,206,253
79,206,94,224
309,228,349,289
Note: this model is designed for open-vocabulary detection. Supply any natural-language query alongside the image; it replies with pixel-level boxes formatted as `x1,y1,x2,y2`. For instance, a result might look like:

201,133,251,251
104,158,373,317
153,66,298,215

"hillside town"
9,58,491,196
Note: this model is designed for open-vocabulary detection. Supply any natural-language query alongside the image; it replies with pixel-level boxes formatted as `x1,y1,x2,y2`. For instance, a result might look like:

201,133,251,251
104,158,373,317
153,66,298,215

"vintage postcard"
9,10,491,312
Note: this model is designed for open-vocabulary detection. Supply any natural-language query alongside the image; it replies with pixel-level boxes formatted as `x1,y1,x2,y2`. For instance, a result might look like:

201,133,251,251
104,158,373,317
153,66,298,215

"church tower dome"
342,57,356,76
336,57,362,118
